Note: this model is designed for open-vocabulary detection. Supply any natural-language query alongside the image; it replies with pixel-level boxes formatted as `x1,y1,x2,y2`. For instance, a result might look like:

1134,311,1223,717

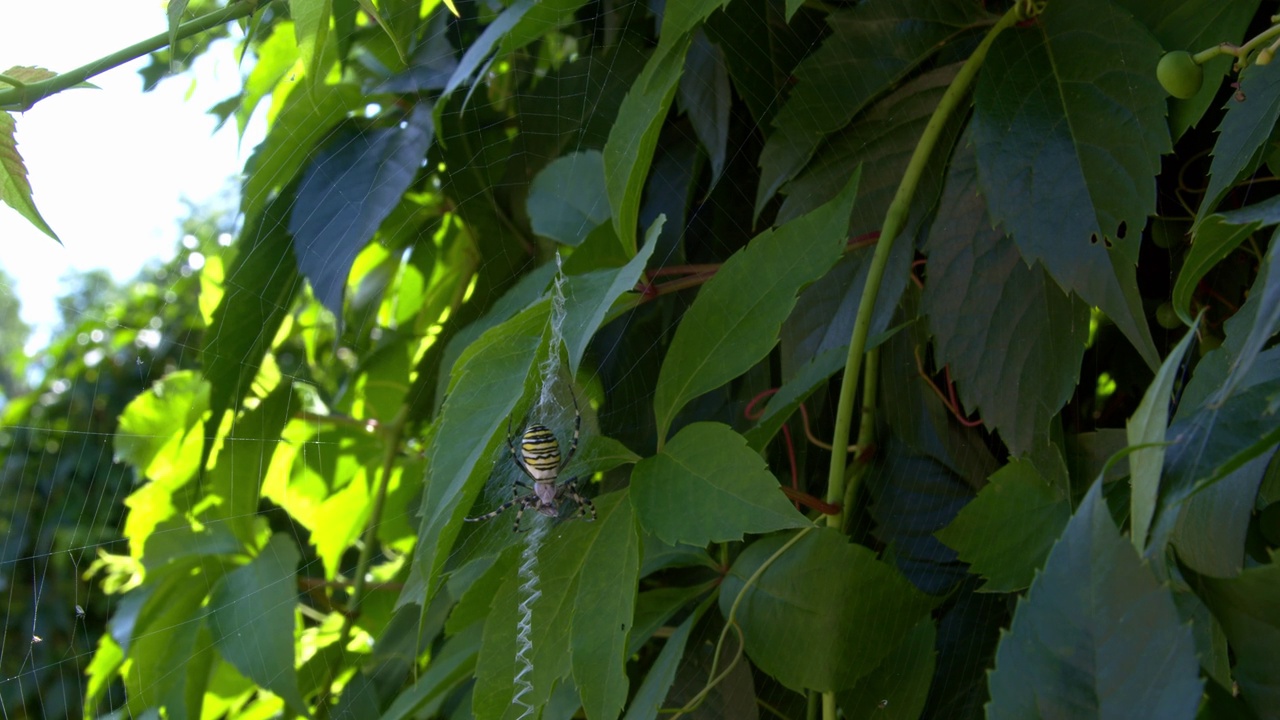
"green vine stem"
0,0,262,112
820,4,1030,713
1193,16,1280,68
823,2,1028,525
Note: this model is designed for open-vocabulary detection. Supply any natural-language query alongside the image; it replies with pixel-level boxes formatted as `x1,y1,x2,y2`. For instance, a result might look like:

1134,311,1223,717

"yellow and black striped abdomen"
520,424,561,479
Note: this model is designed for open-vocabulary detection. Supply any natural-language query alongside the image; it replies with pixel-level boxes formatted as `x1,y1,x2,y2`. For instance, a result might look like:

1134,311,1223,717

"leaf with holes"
972,0,1167,370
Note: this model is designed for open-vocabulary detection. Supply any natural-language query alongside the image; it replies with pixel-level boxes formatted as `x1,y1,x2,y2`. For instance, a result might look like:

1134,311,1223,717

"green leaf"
936,459,1071,593
1197,61,1280,225
291,0,333,81
924,139,1090,455
571,493,640,720
759,0,989,216
203,187,301,433
412,302,545,607
836,618,936,720
473,492,628,719
288,104,434,318
721,527,937,692
1193,557,1280,716
166,1,190,71
561,215,662,375
631,422,808,546
206,382,295,546
240,82,362,226
0,111,58,242
208,534,306,716
986,482,1202,720
236,23,298,138
777,62,961,235
658,0,730,46
526,150,610,246
1211,230,1280,405
677,31,731,183
784,0,803,21
1172,450,1272,577
972,0,1167,370
1173,215,1261,325
115,370,210,484
604,35,693,254
380,625,480,720
118,560,223,717
743,345,845,452
654,169,859,439
622,597,712,720
1128,318,1199,552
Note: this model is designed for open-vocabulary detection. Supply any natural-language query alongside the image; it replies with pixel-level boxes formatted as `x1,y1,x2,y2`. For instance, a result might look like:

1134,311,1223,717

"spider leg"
560,389,582,470
465,485,521,523
512,497,531,533
563,478,596,522
507,413,538,482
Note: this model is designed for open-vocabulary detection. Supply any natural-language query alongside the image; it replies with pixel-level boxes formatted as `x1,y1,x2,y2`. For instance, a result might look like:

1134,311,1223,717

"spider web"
0,2,1027,719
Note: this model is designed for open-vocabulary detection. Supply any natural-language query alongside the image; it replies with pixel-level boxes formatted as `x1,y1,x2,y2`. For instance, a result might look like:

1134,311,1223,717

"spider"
464,392,597,532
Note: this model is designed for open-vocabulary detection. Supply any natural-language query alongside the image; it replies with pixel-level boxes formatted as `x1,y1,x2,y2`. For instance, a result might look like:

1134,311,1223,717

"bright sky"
0,1,265,342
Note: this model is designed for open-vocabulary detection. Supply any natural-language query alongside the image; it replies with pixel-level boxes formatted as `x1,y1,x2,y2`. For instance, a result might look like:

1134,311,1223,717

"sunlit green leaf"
0,110,58,242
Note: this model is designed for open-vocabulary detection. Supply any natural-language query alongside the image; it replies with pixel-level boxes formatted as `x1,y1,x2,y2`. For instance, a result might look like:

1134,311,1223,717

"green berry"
1157,51,1204,100
1156,302,1183,329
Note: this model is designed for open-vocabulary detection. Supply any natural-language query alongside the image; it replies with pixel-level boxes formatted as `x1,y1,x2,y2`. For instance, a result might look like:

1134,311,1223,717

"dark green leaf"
924,139,1090,455
936,459,1071,593
721,527,937,692
495,0,591,57
561,215,662,375
1173,215,1261,326
438,0,532,101
1173,450,1272,578
203,187,301,438
605,35,693,254
288,104,433,318
972,0,1167,370
208,534,306,716
1197,61,1280,224
705,0,820,128
380,626,480,720
1193,557,1280,716
1211,230,1280,405
759,0,989,215
777,62,962,235
778,231,913,378
986,482,1201,720
631,422,807,546
659,0,730,45
678,31,731,183
240,83,361,226
837,618,935,720
571,492,640,720
623,598,712,720
526,150,610,246
867,443,974,595
1129,318,1200,552
654,169,859,439
744,345,845,452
